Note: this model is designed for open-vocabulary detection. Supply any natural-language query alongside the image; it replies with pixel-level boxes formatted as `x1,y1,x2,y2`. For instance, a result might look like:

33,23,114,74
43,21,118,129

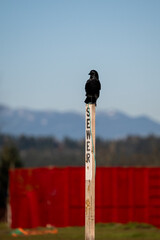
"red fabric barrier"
9,167,160,228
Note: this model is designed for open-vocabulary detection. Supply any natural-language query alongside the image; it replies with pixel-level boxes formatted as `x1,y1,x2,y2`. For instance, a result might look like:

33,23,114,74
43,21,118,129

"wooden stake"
85,103,95,240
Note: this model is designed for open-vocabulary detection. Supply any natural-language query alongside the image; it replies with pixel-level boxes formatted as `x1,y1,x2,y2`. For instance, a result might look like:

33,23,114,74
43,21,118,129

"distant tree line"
0,134,160,168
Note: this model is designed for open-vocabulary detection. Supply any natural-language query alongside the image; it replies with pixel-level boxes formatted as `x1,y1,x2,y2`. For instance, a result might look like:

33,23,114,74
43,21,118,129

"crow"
84,70,101,106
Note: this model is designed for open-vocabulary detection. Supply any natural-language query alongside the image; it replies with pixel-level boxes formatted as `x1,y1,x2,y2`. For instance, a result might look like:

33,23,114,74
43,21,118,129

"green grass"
1,222,160,239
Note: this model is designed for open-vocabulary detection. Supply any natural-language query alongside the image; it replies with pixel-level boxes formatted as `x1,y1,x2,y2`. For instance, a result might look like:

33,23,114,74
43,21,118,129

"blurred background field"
1,0,160,237
1,222,160,240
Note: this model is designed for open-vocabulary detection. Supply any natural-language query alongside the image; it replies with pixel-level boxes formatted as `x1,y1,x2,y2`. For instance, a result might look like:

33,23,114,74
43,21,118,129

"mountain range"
0,105,160,140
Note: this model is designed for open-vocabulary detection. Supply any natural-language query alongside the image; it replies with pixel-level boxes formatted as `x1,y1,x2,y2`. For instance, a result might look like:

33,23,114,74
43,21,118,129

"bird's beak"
88,73,90,75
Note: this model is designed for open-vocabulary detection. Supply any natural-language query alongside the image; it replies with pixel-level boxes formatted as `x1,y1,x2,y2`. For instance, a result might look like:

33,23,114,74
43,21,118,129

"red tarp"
9,167,160,228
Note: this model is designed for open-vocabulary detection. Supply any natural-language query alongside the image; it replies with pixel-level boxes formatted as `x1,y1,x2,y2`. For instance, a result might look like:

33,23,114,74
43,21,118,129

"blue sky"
0,0,160,122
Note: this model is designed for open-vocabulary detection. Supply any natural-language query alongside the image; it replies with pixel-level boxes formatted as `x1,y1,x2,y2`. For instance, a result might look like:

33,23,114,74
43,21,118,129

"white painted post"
85,103,95,240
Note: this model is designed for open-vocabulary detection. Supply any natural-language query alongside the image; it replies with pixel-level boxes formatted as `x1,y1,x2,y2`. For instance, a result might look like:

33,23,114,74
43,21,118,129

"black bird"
84,70,101,106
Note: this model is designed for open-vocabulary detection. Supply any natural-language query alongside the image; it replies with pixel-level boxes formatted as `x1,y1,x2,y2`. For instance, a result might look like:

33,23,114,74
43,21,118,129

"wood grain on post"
85,103,95,240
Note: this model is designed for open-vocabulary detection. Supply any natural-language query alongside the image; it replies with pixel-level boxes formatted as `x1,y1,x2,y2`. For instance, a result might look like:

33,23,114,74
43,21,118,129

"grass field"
1,222,160,239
